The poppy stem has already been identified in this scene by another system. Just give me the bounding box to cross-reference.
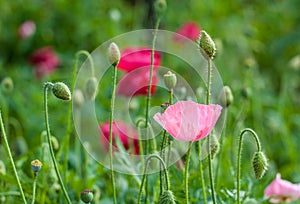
[198,141,207,204]
[31,174,37,204]
[44,83,72,204]
[138,154,169,204]
[237,128,261,204]
[109,62,118,204]
[206,58,217,204]
[0,111,27,204]
[144,17,161,203]
[184,142,193,204]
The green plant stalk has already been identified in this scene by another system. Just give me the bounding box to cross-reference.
[236,128,261,204]
[44,84,72,204]
[144,18,161,203]
[138,154,169,204]
[166,90,173,167]
[0,191,20,196]
[109,64,118,204]
[198,141,207,204]
[205,58,217,204]
[31,174,37,204]
[184,142,193,204]
[160,89,173,195]
[0,111,27,204]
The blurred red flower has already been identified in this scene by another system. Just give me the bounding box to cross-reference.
[117,67,157,96]
[99,121,139,154]
[18,20,36,39]
[29,46,60,78]
[117,47,161,72]
[175,21,201,42]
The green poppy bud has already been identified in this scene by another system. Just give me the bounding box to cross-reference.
[198,30,216,60]
[164,71,177,91]
[52,82,71,101]
[1,77,14,95]
[80,190,94,203]
[154,0,167,17]
[219,85,234,108]
[252,151,268,179]
[108,42,120,66]
[158,190,176,204]
[210,134,220,159]
[85,77,98,100]
[73,89,84,107]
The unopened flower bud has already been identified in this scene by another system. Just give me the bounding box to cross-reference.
[108,42,120,66]
[31,159,43,174]
[210,134,220,159]
[1,77,14,95]
[51,136,59,151]
[154,0,167,17]
[219,86,234,108]
[164,71,177,91]
[52,82,71,101]
[252,151,268,179]
[73,89,84,107]
[198,30,216,60]
[80,190,94,203]
[158,190,176,204]
[85,77,98,100]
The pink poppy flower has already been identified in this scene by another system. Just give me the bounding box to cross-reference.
[99,121,139,154]
[18,20,36,39]
[153,101,222,142]
[117,47,161,72]
[117,67,157,96]
[174,21,201,42]
[264,173,300,203]
[29,46,60,78]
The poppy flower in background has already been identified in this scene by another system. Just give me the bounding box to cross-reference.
[174,21,201,42]
[29,46,60,78]
[18,20,36,39]
[117,67,157,96]
[117,47,161,72]
[153,101,222,142]
[264,173,300,203]
[99,121,139,154]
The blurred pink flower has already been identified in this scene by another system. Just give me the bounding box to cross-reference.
[18,20,36,39]
[265,173,300,203]
[117,67,157,96]
[29,46,60,78]
[153,101,222,142]
[99,121,139,154]
[174,21,201,42]
[117,47,161,72]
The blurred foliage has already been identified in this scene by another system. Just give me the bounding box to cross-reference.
[0,0,300,203]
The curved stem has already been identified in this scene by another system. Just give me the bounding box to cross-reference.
[236,128,261,204]
[198,141,207,204]
[44,83,72,204]
[0,111,27,204]
[31,174,37,204]
[184,142,193,204]
[138,154,169,204]
[76,50,95,77]
[109,63,118,204]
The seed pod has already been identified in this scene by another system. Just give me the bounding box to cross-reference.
[252,151,268,179]
[31,159,43,174]
[198,30,216,60]
[52,82,71,101]
[154,0,167,17]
